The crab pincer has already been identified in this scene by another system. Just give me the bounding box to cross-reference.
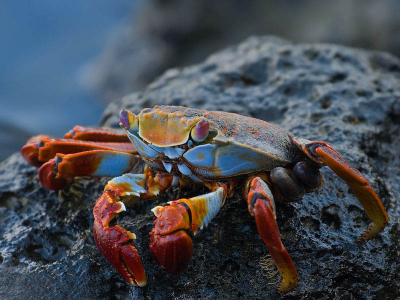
[93,190,147,286]
[149,203,194,275]
[92,171,174,286]
[150,186,227,275]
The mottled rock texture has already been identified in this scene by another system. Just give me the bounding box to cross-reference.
[1,36,400,299]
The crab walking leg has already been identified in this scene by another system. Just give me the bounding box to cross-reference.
[21,135,52,167]
[245,177,298,293]
[64,126,129,142]
[21,129,134,167]
[22,137,136,167]
[300,141,389,241]
[93,172,174,287]
[39,150,143,190]
[37,139,136,163]
[149,185,228,275]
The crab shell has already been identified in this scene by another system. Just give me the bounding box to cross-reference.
[121,106,303,181]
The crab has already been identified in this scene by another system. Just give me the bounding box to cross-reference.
[21,105,389,293]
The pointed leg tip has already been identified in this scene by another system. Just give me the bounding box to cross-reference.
[136,279,147,287]
[38,159,69,190]
[21,135,52,167]
[357,221,387,243]
[276,279,297,294]
[21,143,41,167]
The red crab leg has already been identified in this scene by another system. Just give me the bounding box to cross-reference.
[93,171,173,286]
[39,150,143,190]
[149,185,227,275]
[297,141,389,242]
[245,177,298,293]
[64,126,129,142]
[21,135,51,167]
[21,133,135,167]
[35,137,135,165]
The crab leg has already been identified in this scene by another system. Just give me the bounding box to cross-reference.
[39,150,143,190]
[93,171,174,287]
[21,135,136,167]
[296,140,389,241]
[149,184,227,275]
[245,177,298,293]
[64,126,129,142]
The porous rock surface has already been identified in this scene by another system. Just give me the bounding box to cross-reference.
[88,0,400,103]
[1,36,400,299]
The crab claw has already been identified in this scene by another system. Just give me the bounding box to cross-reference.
[149,204,193,275]
[38,157,69,190]
[149,229,193,275]
[93,190,146,286]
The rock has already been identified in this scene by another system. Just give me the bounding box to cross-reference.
[1,36,400,299]
[85,0,400,103]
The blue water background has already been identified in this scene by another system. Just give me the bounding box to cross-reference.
[0,1,139,160]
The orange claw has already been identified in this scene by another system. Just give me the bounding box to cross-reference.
[304,142,389,241]
[93,190,146,286]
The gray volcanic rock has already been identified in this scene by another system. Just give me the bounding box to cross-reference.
[1,36,400,299]
[86,0,400,103]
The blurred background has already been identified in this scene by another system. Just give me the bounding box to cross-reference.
[1,0,400,161]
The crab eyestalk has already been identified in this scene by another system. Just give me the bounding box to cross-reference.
[191,119,209,142]
[119,109,138,131]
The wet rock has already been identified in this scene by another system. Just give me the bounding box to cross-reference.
[1,36,400,299]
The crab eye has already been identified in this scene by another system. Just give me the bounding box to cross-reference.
[119,109,130,129]
[191,119,209,142]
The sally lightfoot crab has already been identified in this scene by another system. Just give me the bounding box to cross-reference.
[21,105,389,292]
